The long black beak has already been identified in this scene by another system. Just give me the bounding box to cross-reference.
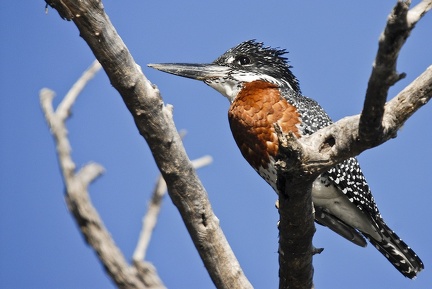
[148,63,230,81]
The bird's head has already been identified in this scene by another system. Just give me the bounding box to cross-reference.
[148,40,301,103]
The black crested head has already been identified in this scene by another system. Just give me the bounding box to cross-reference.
[213,40,301,94]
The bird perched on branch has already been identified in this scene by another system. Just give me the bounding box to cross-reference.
[149,40,423,278]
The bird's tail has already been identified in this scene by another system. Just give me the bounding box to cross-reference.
[367,217,424,279]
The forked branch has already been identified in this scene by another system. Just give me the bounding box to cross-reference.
[40,61,166,289]
[360,0,432,143]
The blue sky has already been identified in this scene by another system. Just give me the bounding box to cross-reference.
[1,1,431,288]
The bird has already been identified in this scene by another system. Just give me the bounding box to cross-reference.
[148,40,423,278]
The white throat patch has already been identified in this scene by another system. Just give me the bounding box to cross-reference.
[205,73,284,103]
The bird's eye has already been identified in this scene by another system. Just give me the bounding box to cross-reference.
[235,55,251,66]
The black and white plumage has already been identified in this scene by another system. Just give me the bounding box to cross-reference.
[291,90,424,278]
[148,40,424,278]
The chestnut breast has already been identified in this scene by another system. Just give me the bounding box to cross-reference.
[228,80,301,179]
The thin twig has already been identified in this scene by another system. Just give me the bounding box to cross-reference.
[133,175,166,262]
[133,155,213,262]
[57,60,102,121]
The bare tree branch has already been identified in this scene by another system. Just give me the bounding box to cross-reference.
[277,184,315,289]
[57,59,102,121]
[40,62,166,289]
[133,155,213,262]
[133,175,166,263]
[300,64,432,175]
[45,1,252,288]
[407,0,432,26]
[360,0,431,143]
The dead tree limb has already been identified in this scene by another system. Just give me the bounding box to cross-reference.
[45,1,252,288]
[301,65,432,173]
[40,61,166,289]
[276,130,316,289]
[360,0,431,143]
